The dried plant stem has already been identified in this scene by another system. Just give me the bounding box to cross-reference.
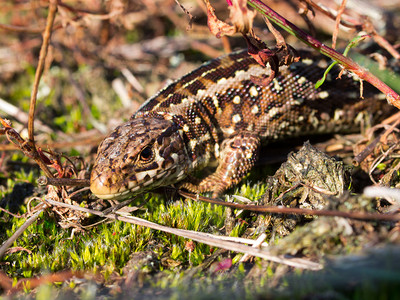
[332,0,347,49]
[26,0,57,178]
[247,0,400,109]
[37,176,90,187]
[0,203,46,259]
[44,198,322,270]
[28,0,57,143]
[179,191,400,222]
[0,23,43,33]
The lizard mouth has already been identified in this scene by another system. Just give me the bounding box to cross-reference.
[90,169,138,200]
[90,185,132,200]
[90,167,169,200]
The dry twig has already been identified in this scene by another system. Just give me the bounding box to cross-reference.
[0,203,46,259]
[178,191,400,222]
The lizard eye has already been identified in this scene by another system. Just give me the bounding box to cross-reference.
[139,146,154,162]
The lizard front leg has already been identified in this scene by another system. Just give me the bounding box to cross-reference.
[181,132,260,197]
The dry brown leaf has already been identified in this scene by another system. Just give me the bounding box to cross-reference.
[228,0,257,34]
[204,0,236,38]
[204,0,256,38]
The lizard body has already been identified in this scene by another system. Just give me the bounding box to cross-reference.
[90,50,391,200]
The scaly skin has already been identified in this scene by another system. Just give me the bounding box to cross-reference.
[90,50,392,200]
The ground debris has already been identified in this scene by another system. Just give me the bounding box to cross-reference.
[252,141,398,259]
[269,192,396,258]
[257,141,350,236]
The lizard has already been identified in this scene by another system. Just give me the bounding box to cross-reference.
[90,49,393,200]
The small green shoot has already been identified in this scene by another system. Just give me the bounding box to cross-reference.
[315,34,369,89]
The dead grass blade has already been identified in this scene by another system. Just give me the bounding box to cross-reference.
[0,203,46,259]
[44,198,322,270]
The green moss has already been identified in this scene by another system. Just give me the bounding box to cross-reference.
[0,189,231,282]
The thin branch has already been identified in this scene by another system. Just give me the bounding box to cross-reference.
[0,207,23,219]
[301,0,360,29]
[0,23,43,33]
[0,203,46,259]
[178,191,400,222]
[26,0,57,178]
[37,176,90,187]
[352,133,383,166]
[28,1,57,143]
[332,0,347,49]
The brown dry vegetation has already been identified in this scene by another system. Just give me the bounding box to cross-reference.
[1,0,400,299]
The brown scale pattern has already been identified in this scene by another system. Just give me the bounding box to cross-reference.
[90,50,394,200]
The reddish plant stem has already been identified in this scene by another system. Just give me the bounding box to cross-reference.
[247,0,400,109]
[179,191,400,222]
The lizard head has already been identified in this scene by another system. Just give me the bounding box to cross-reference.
[90,117,189,200]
